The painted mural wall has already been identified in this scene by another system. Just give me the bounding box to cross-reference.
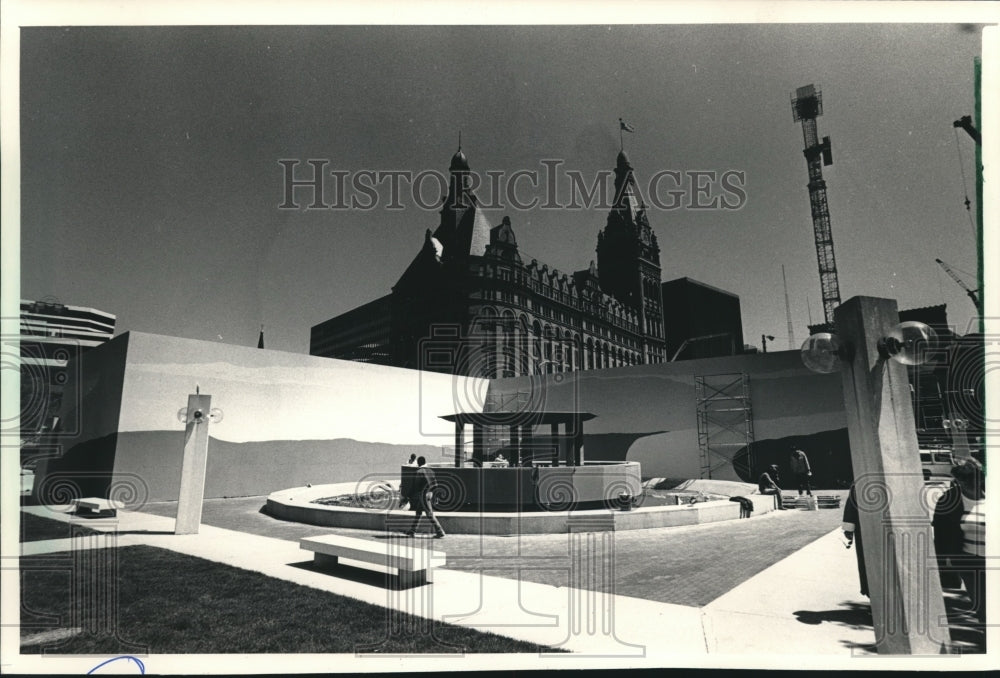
[485,351,850,484]
[33,332,487,504]
[32,333,850,506]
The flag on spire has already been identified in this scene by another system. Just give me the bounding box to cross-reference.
[257,324,264,349]
[619,118,635,133]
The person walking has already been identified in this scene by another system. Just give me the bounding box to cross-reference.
[397,454,418,509]
[405,456,446,538]
[758,464,785,510]
[789,446,813,496]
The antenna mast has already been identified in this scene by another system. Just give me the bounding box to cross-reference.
[782,265,795,349]
[791,84,841,325]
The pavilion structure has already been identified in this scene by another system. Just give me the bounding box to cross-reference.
[439,411,596,467]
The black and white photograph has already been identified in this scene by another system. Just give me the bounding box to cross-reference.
[1,0,996,673]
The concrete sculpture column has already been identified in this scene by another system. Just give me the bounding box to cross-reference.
[175,393,212,535]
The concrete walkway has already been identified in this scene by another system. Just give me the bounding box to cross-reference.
[17,505,984,663]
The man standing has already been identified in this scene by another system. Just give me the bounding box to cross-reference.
[758,464,784,510]
[789,446,813,496]
[405,456,446,538]
[842,485,869,597]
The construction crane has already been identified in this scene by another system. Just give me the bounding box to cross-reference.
[953,114,981,145]
[935,258,982,314]
[791,84,841,325]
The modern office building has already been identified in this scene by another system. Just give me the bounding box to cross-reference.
[661,277,744,361]
[19,298,116,438]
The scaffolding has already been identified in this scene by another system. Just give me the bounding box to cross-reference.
[695,373,755,479]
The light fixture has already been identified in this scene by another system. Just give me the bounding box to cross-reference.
[177,406,224,424]
[800,320,938,374]
[876,321,938,366]
[800,332,843,374]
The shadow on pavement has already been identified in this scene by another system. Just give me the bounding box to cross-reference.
[796,594,985,654]
[287,558,428,590]
[793,601,873,629]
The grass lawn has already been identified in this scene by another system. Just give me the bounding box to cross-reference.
[21,545,562,654]
[20,512,101,542]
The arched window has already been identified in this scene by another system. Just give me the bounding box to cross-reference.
[531,319,543,374]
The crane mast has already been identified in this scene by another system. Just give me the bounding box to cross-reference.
[791,84,841,325]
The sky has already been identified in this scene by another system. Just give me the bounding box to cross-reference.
[16,21,987,354]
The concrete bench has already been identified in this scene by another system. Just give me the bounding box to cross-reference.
[300,534,446,588]
[73,497,123,517]
[781,495,818,510]
[816,495,841,509]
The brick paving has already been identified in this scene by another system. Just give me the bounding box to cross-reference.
[137,495,845,607]
[22,499,986,655]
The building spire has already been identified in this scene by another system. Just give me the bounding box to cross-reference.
[618,118,635,152]
[257,324,264,349]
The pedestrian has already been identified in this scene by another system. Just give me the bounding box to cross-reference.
[841,484,869,597]
[789,446,813,496]
[404,456,446,538]
[758,464,785,510]
[933,457,986,622]
[397,455,419,509]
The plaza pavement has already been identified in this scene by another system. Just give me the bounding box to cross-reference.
[19,499,986,662]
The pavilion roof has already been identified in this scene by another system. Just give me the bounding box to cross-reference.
[439,411,596,425]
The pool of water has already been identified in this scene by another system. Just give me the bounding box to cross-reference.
[311,487,731,511]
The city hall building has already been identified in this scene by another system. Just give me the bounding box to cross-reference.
[311,147,739,377]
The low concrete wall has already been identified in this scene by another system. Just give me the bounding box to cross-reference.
[401,461,642,511]
[34,331,487,504]
[265,483,777,536]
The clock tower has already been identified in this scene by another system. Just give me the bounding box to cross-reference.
[596,150,666,362]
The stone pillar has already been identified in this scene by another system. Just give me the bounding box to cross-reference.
[550,422,561,465]
[573,416,584,466]
[509,423,520,465]
[473,424,484,465]
[521,424,533,466]
[834,296,950,654]
[176,393,212,535]
[454,420,464,468]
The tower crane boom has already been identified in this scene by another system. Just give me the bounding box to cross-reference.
[935,258,982,314]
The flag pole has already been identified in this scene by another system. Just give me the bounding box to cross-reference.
[618,118,623,151]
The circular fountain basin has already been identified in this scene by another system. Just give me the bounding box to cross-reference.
[402,461,643,512]
[265,470,778,535]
